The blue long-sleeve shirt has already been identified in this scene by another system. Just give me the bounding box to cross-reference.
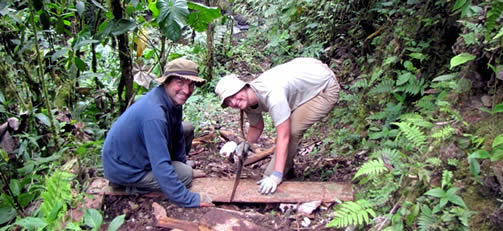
[102,86,199,207]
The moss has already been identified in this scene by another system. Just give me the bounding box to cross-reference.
[472,113,503,150]
[462,183,499,230]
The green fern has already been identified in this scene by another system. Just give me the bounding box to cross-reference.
[442,170,453,189]
[418,205,437,231]
[353,159,389,179]
[431,125,456,142]
[349,77,369,90]
[368,79,394,95]
[425,157,441,167]
[400,113,434,129]
[396,78,425,96]
[40,171,74,229]
[485,0,503,40]
[326,199,376,228]
[416,95,436,113]
[393,121,427,149]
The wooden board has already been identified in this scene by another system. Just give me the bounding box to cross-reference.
[87,177,353,203]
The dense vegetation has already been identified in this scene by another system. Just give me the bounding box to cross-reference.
[0,0,502,230]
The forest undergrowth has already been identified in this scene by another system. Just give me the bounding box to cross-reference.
[1,0,503,230]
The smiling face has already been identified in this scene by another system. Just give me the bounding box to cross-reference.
[224,88,249,110]
[164,76,195,105]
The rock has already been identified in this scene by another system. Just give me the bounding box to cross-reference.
[152,202,167,222]
[481,95,492,107]
[297,201,321,215]
[279,203,297,213]
[300,217,311,227]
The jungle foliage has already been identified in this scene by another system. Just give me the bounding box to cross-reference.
[0,0,502,230]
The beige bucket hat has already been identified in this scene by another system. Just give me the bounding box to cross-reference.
[156,58,205,85]
[215,74,247,108]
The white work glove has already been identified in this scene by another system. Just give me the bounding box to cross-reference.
[257,171,283,195]
[199,192,214,207]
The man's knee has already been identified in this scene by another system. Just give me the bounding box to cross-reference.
[172,161,193,187]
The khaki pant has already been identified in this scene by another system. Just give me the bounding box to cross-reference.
[124,121,195,194]
[265,79,340,176]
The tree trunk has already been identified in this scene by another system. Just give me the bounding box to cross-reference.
[205,0,215,83]
[111,0,133,113]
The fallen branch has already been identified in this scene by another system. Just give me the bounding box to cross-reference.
[244,146,275,166]
[157,216,210,231]
[192,132,217,145]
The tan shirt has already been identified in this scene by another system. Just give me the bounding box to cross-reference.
[245,57,336,126]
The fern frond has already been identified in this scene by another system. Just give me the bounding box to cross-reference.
[393,122,427,149]
[416,95,436,113]
[426,157,441,167]
[40,171,74,228]
[371,148,404,166]
[485,0,503,40]
[368,79,395,95]
[441,170,453,189]
[354,159,389,179]
[326,200,376,228]
[396,78,425,96]
[349,78,369,90]
[418,205,437,231]
[431,125,456,142]
[400,113,434,129]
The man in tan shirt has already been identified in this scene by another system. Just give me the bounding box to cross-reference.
[215,57,340,195]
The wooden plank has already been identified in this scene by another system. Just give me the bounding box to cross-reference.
[88,177,353,203]
[190,178,353,203]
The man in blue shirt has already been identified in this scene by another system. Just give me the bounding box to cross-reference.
[102,58,212,207]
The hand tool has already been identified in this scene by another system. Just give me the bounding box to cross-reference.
[229,141,249,202]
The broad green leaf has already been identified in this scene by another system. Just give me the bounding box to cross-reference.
[111,19,136,36]
[0,91,5,103]
[17,192,35,208]
[51,48,70,62]
[409,52,426,61]
[187,2,221,32]
[76,1,85,16]
[493,27,503,40]
[469,149,490,159]
[0,207,16,225]
[452,0,467,11]
[14,217,47,230]
[0,148,8,162]
[432,73,457,82]
[148,0,159,17]
[91,0,106,11]
[9,179,20,197]
[492,134,503,149]
[450,53,476,69]
[107,214,126,231]
[35,113,51,126]
[85,208,103,230]
[468,157,480,179]
[494,103,503,112]
[74,57,87,71]
[396,72,414,85]
[424,188,445,198]
[156,0,189,41]
[446,193,467,208]
[383,56,398,66]
[491,149,503,162]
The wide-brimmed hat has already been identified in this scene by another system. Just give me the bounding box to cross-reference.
[215,74,247,108]
[156,58,205,85]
